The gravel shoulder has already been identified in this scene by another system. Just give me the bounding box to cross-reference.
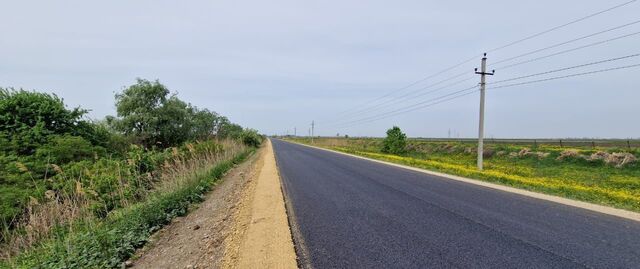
[231,139,297,268]
[130,140,297,269]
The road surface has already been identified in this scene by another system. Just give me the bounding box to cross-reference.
[272,139,640,269]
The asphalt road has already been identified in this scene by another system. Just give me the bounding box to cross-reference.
[271,139,640,269]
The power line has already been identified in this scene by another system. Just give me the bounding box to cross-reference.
[334,71,474,121]
[329,52,640,127]
[332,63,640,129]
[496,30,640,70]
[488,63,640,90]
[333,89,479,129]
[376,76,475,111]
[344,24,640,123]
[331,56,640,128]
[489,53,640,84]
[323,1,637,125]
[343,23,640,124]
[491,19,640,66]
[330,84,479,128]
[326,56,477,121]
[338,23,640,125]
[486,0,638,53]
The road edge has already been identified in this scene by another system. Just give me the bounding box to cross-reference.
[284,139,640,223]
[272,139,314,269]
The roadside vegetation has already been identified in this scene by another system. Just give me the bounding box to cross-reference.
[0,79,263,268]
[286,127,640,213]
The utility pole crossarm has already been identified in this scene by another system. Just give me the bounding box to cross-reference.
[475,53,495,171]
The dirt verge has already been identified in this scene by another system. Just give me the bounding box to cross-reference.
[129,148,261,269]
[225,139,297,268]
[129,139,297,269]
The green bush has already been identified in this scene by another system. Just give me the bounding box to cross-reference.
[35,135,103,165]
[241,129,263,147]
[382,126,407,155]
[0,89,128,226]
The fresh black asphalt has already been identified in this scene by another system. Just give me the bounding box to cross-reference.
[271,139,640,269]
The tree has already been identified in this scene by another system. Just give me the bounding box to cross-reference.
[190,108,221,140]
[113,79,171,148]
[154,96,193,147]
[112,78,245,148]
[216,118,244,139]
[114,79,207,148]
[382,126,407,154]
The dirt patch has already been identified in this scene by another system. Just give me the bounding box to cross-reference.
[129,148,262,269]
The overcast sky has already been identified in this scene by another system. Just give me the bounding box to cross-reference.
[1,0,639,138]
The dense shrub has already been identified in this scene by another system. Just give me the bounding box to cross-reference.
[35,135,104,165]
[240,129,263,147]
[382,126,407,155]
[0,89,115,225]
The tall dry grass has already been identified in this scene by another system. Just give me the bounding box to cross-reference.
[0,139,247,260]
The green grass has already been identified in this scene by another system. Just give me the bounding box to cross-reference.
[1,149,253,269]
[289,137,640,213]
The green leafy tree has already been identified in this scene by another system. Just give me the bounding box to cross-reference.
[190,108,220,140]
[382,126,407,154]
[113,79,204,148]
[216,118,244,139]
[113,79,232,148]
[155,96,194,147]
[113,79,170,148]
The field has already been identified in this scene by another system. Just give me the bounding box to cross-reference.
[286,137,640,213]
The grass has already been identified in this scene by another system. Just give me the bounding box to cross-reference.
[288,137,640,213]
[0,147,254,269]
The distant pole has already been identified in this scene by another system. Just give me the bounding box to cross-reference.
[294,127,297,137]
[311,121,315,144]
[475,53,495,171]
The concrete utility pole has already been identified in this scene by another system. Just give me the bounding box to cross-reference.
[294,127,296,137]
[475,53,494,171]
[311,121,315,144]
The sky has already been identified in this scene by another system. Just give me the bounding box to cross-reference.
[1,0,639,138]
